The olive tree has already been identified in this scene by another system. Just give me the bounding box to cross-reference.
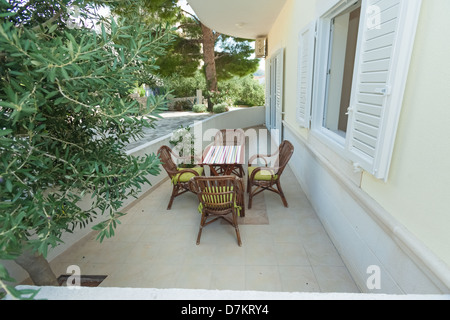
[0,0,173,298]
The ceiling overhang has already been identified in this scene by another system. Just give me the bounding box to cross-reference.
[187,0,287,39]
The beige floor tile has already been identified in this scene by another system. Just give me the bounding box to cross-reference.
[279,266,320,292]
[304,233,345,267]
[125,242,161,265]
[240,225,274,245]
[245,243,278,266]
[157,242,190,265]
[183,244,216,265]
[212,244,245,266]
[313,266,360,293]
[210,265,246,291]
[245,266,282,292]
[271,224,303,243]
[105,224,146,242]
[175,264,212,290]
[275,243,310,266]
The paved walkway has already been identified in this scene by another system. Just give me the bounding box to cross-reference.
[125,111,215,151]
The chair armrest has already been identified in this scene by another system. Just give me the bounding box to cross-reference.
[175,168,202,184]
[248,154,270,166]
[248,148,281,167]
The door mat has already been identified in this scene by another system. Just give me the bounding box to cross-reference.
[57,275,107,287]
[222,193,269,225]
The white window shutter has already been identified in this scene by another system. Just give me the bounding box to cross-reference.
[265,58,271,127]
[346,0,422,181]
[275,48,284,144]
[296,22,316,128]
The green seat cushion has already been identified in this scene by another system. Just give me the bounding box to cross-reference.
[248,166,278,181]
[171,167,204,184]
[197,186,241,216]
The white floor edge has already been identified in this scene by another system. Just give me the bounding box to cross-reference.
[6,285,450,300]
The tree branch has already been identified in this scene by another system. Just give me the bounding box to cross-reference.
[213,31,222,42]
[180,8,200,24]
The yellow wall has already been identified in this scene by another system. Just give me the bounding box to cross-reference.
[268,0,450,266]
[267,0,315,140]
[361,0,450,265]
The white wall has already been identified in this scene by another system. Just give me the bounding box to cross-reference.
[284,122,449,293]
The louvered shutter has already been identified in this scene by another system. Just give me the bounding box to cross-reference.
[265,58,271,128]
[296,22,316,128]
[346,0,422,180]
[274,48,284,145]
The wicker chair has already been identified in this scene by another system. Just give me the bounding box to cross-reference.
[211,129,246,177]
[247,140,294,209]
[189,176,244,246]
[157,145,204,210]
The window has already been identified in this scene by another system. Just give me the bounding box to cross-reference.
[266,48,284,145]
[300,0,422,180]
[323,2,361,138]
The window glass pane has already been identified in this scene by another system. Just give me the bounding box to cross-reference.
[323,3,361,138]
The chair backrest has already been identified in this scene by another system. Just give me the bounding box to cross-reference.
[214,129,245,147]
[275,140,294,176]
[157,145,178,178]
[189,176,237,213]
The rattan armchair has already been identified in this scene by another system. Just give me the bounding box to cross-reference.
[247,140,294,209]
[189,176,244,246]
[157,145,204,210]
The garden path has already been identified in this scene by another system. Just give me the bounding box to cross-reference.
[125,111,214,151]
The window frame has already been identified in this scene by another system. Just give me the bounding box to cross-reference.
[311,0,361,154]
[306,0,422,180]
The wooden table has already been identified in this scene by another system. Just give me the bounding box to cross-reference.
[202,145,246,217]
[202,145,245,176]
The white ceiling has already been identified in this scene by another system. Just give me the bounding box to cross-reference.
[187,0,287,39]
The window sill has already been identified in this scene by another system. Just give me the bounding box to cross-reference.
[283,120,362,187]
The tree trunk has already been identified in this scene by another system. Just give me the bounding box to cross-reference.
[15,250,59,286]
[200,23,218,110]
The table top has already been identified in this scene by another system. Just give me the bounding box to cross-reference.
[203,145,244,165]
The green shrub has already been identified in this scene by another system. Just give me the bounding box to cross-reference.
[174,99,193,111]
[218,75,265,107]
[164,71,206,98]
[213,103,229,114]
[192,104,208,113]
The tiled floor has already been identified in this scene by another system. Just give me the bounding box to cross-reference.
[49,164,360,293]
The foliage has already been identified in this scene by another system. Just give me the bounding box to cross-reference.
[173,99,193,111]
[1,264,40,300]
[169,125,195,168]
[192,104,208,113]
[218,75,265,106]
[213,103,229,114]
[111,0,260,85]
[163,71,206,98]
[206,90,233,107]
[0,0,173,291]
[214,35,259,81]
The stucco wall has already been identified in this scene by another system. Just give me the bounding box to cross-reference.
[360,0,450,267]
